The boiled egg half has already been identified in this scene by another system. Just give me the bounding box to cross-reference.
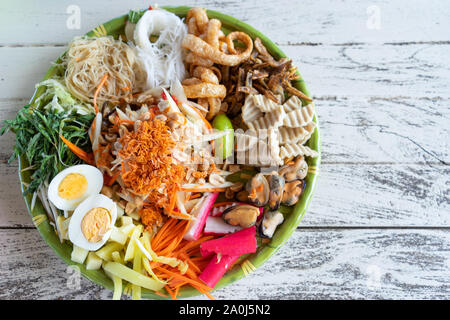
[68,194,117,251]
[47,165,103,211]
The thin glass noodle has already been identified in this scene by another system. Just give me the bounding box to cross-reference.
[132,9,187,89]
[64,36,146,104]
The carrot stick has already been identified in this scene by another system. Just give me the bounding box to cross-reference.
[191,106,212,131]
[60,135,94,165]
[93,74,109,113]
[212,201,236,208]
[175,236,215,255]
[181,187,226,193]
[165,285,176,300]
[154,267,212,292]
[105,170,120,186]
[187,193,202,200]
[179,252,201,274]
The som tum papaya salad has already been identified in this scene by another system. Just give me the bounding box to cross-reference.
[1,6,318,300]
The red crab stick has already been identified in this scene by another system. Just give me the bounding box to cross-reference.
[198,254,239,288]
[200,225,257,257]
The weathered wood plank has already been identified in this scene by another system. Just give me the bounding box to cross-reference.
[1,0,449,45]
[285,43,450,98]
[1,228,449,299]
[1,162,448,227]
[1,44,450,100]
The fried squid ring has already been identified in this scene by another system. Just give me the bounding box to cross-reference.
[182,83,227,99]
[182,33,253,66]
[193,66,219,84]
[225,31,252,55]
[205,19,222,49]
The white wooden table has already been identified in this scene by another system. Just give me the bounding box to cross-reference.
[0,0,449,300]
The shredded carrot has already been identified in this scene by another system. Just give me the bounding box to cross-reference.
[145,218,217,300]
[155,267,212,292]
[187,193,202,201]
[60,135,94,165]
[191,106,212,131]
[167,210,193,220]
[165,285,176,300]
[166,189,178,214]
[121,86,131,91]
[117,119,135,124]
[181,187,226,193]
[104,170,120,186]
[93,74,109,113]
[212,201,236,208]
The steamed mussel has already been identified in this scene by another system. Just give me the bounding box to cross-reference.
[259,211,284,238]
[246,173,269,207]
[222,204,260,228]
[281,179,306,206]
[279,156,308,181]
[267,172,285,211]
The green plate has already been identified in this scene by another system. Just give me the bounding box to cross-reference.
[19,6,321,299]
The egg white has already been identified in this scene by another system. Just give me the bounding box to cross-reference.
[47,165,103,210]
[68,194,117,251]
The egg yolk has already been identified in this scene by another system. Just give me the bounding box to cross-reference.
[81,207,111,243]
[58,173,88,200]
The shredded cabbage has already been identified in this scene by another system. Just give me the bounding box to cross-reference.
[34,79,94,115]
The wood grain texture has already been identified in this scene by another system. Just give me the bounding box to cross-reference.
[0,0,449,301]
[1,228,449,300]
[1,0,449,45]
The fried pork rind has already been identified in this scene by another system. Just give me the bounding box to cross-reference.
[241,94,264,124]
[234,130,259,152]
[246,104,285,131]
[278,122,316,145]
[182,34,253,67]
[283,95,302,112]
[280,143,319,159]
[283,103,315,128]
[253,94,281,113]
[182,83,227,99]
[182,8,256,120]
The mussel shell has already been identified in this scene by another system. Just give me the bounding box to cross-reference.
[245,173,269,207]
[279,156,308,181]
[281,179,306,206]
[222,204,259,228]
[259,211,284,238]
[267,173,285,211]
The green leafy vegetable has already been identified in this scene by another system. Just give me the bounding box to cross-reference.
[0,105,94,195]
[34,79,94,115]
[128,9,146,24]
